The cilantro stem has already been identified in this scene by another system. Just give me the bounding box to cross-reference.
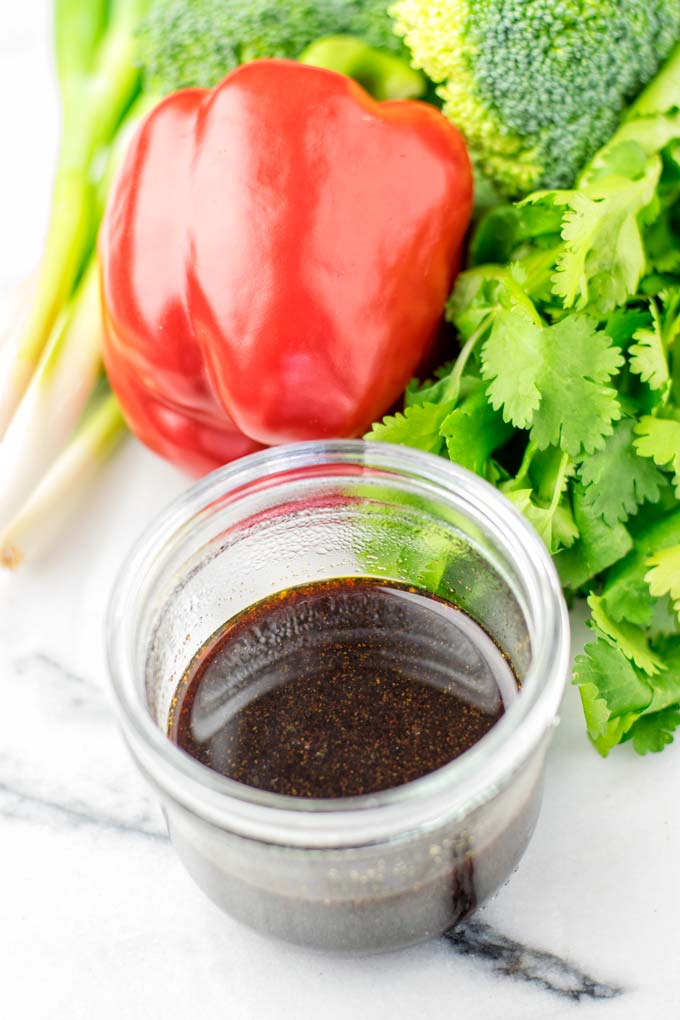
[550,452,572,514]
[442,314,493,404]
[514,440,538,486]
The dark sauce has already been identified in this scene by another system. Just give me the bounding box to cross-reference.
[169,577,517,798]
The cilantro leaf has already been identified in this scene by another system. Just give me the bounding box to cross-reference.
[405,363,456,409]
[481,308,541,430]
[446,268,501,340]
[627,638,680,753]
[440,383,513,477]
[645,211,680,275]
[365,401,453,455]
[552,159,661,314]
[587,594,665,675]
[556,484,633,590]
[482,312,622,458]
[600,554,657,627]
[601,508,680,625]
[629,707,680,754]
[604,306,653,349]
[469,197,562,266]
[645,543,680,622]
[634,417,680,496]
[639,639,680,713]
[579,418,665,525]
[572,635,652,756]
[447,266,537,341]
[501,447,578,554]
[574,631,680,757]
[629,299,671,399]
[648,596,680,639]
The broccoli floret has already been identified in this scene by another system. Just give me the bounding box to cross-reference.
[138,0,403,95]
[391,0,680,195]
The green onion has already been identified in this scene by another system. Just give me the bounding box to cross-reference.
[0,390,126,569]
[0,257,103,530]
[0,0,151,437]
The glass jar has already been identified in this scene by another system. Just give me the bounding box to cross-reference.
[106,440,569,953]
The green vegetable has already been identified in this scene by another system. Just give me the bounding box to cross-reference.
[0,388,126,570]
[390,0,680,195]
[481,311,623,458]
[0,0,152,438]
[0,259,102,533]
[367,46,680,756]
[138,0,404,94]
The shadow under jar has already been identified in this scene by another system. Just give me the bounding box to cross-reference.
[107,440,569,953]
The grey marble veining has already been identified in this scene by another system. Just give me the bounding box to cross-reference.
[445,921,623,1003]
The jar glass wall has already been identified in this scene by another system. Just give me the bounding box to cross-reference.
[107,441,569,952]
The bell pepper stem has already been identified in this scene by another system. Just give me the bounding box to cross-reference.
[298,35,426,101]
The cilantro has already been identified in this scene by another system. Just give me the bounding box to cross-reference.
[440,384,512,477]
[604,306,652,349]
[634,417,680,495]
[648,596,680,639]
[645,544,680,622]
[365,401,453,456]
[555,484,633,590]
[552,158,661,314]
[481,313,622,458]
[627,639,680,752]
[587,594,665,675]
[503,487,578,555]
[501,446,578,554]
[573,631,680,757]
[572,636,652,755]
[601,509,680,626]
[600,552,657,627]
[629,708,680,754]
[405,364,456,409]
[579,418,665,525]
[645,213,680,275]
[629,300,671,399]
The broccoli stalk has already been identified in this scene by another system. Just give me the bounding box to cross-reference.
[391,0,680,196]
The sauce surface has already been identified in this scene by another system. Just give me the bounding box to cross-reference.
[169,577,517,798]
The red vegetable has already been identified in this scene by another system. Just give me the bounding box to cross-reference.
[100,60,473,474]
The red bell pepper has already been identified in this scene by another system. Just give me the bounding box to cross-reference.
[100,59,473,474]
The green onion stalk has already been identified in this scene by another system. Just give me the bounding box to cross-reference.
[0,94,153,538]
[0,0,152,438]
[0,390,126,569]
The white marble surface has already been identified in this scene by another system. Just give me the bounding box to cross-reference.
[2,7,680,1018]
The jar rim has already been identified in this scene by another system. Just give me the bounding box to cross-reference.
[106,440,570,848]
